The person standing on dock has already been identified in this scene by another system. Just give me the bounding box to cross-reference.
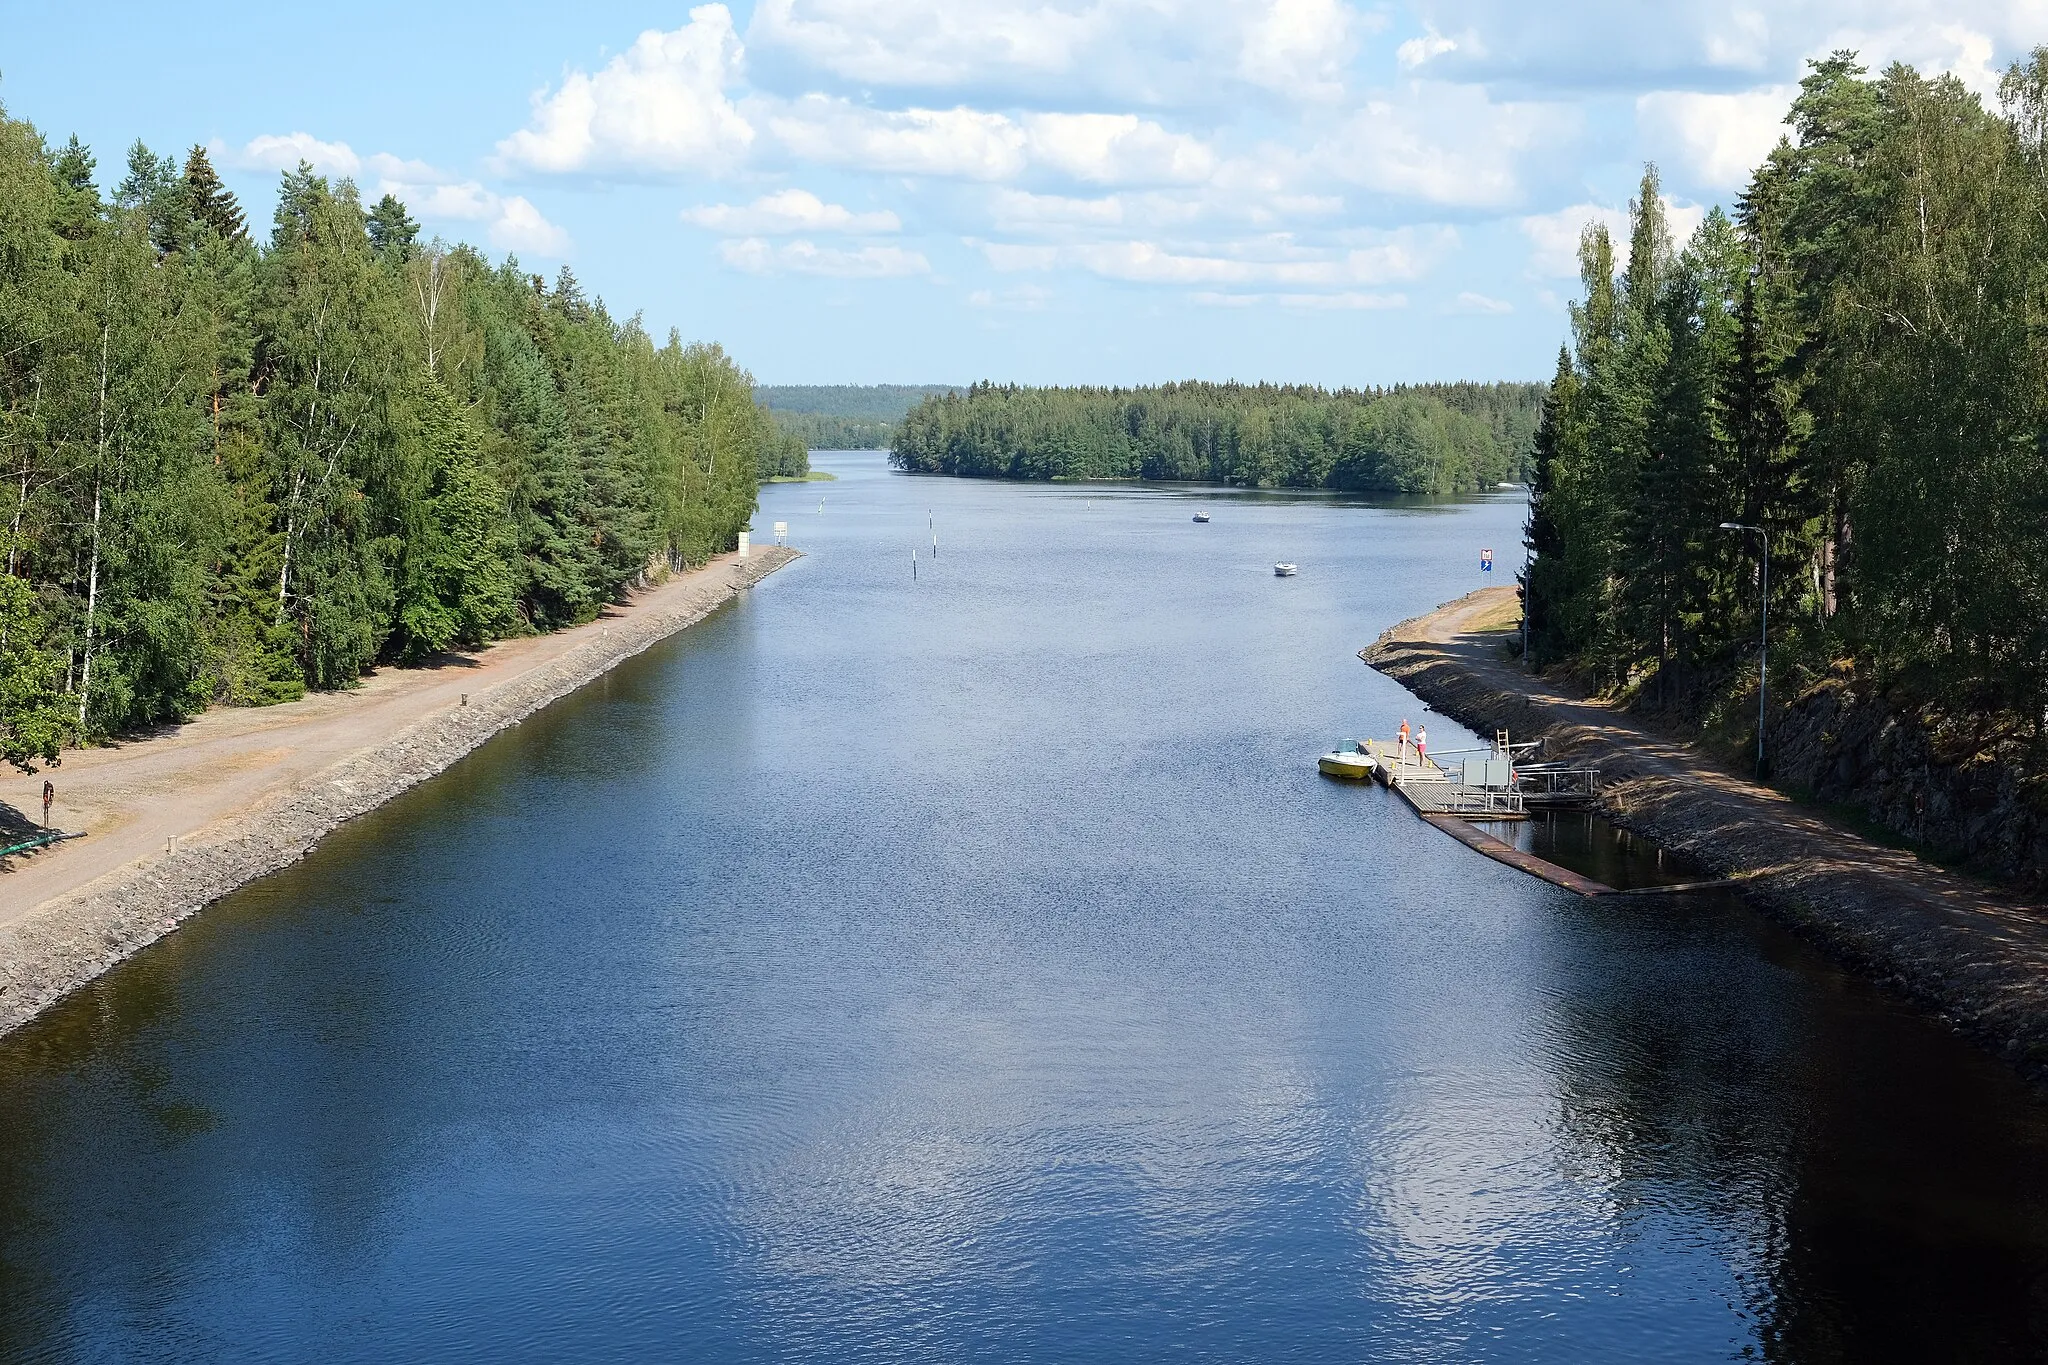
[42,780,53,828]
[1415,726,1428,765]
[1397,718,1411,759]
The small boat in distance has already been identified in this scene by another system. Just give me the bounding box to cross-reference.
[1192,510,1210,522]
[1274,562,1297,576]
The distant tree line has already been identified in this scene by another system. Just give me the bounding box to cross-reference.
[1526,52,2048,750]
[763,412,895,451]
[755,384,961,451]
[0,99,787,771]
[890,381,1542,492]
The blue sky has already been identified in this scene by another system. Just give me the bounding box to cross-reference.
[0,1,2029,386]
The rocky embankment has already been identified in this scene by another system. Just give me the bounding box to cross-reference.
[0,547,797,1038]
[1769,672,2048,892]
[1365,587,2048,1088]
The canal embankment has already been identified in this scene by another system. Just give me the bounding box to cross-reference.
[1364,585,2048,1087]
[0,546,798,1037]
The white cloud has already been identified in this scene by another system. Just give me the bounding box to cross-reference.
[1397,28,1456,70]
[216,134,572,258]
[1238,0,1358,100]
[981,228,1448,287]
[1404,0,2035,95]
[747,0,1371,107]
[683,188,900,233]
[1020,113,1216,184]
[766,99,1214,186]
[1193,290,1406,309]
[748,0,1102,89]
[488,197,574,255]
[225,132,362,176]
[1519,197,1704,278]
[1317,82,1578,209]
[1446,290,1513,314]
[719,237,932,276]
[1636,85,1792,190]
[497,5,753,173]
[770,98,1028,178]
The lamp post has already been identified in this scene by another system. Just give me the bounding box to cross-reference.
[1719,522,1768,780]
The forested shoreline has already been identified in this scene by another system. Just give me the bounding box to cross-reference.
[1525,52,2048,771]
[0,100,796,773]
[757,384,958,451]
[890,381,1541,492]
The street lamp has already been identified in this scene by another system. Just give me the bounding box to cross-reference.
[1719,522,1768,780]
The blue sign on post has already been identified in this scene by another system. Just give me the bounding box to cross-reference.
[1480,548,1494,573]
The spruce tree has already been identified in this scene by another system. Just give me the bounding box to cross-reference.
[183,145,248,247]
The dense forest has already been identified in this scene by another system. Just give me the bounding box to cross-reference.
[755,384,959,450]
[0,100,792,772]
[1525,52,2048,762]
[890,381,1542,492]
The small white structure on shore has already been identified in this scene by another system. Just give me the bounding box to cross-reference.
[738,530,751,559]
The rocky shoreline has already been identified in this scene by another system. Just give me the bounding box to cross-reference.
[0,547,798,1038]
[1364,587,2048,1090]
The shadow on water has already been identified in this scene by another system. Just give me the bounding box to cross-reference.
[1480,808,2048,1359]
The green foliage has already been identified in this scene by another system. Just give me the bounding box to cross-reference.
[0,575,66,772]
[367,194,419,263]
[754,384,958,419]
[183,145,247,247]
[765,411,893,450]
[1526,50,2048,757]
[890,381,1540,493]
[0,98,779,767]
[756,427,811,479]
[754,385,962,451]
[390,381,517,660]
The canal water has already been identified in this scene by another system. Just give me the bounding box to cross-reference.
[3,453,2046,1362]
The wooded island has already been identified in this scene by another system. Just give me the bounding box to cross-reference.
[890,381,1541,493]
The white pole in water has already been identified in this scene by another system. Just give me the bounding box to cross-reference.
[912,548,918,580]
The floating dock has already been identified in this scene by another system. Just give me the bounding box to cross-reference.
[1420,812,1615,895]
[1319,733,1675,897]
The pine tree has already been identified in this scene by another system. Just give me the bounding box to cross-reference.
[367,193,418,262]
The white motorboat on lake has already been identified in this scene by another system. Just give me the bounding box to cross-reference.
[1274,563,1297,576]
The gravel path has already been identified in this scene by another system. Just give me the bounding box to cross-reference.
[0,547,798,1037]
[1366,585,2048,1087]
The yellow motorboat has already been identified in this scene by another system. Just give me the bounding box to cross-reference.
[1317,747,1376,780]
